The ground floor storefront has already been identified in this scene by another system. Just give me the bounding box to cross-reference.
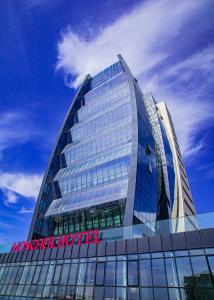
[0,229,214,299]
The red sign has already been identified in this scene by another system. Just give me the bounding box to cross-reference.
[11,229,102,253]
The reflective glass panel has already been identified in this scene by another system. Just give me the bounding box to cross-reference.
[116,261,127,286]
[128,261,138,286]
[96,262,105,285]
[154,288,168,300]
[176,257,194,288]
[67,263,78,285]
[86,262,96,285]
[105,261,116,286]
[191,256,213,288]
[139,259,152,286]
[165,258,179,287]
[152,259,167,286]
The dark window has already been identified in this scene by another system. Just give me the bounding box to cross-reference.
[128,261,138,286]
[176,257,194,288]
[191,256,213,288]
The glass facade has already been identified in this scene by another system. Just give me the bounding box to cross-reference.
[29,56,193,252]
[1,248,214,299]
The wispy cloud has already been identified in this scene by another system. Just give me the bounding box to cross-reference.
[0,173,42,200]
[4,190,18,205]
[0,111,40,159]
[19,206,34,214]
[56,0,214,158]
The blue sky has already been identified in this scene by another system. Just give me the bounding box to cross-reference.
[0,0,214,245]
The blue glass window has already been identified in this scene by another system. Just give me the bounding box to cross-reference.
[139,259,152,286]
[152,259,167,287]
[128,261,138,286]
[191,256,213,288]
[96,263,105,286]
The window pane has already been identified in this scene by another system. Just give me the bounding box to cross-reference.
[60,263,70,285]
[38,264,48,284]
[14,266,24,284]
[77,263,87,285]
[128,261,138,286]
[32,265,41,284]
[96,262,105,285]
[154,288,168,300]
[165,258,179,287]
[191,256,213,288]
[116,261,127,286]
[68,263,78,285]
[139,259,152,286]
[66,286,75,299]
[140,287,153,300]
[168,288,181,300]
[176,257,194,288]
[105,261,116,286]
[52,264,62,285]
[152,259,167,286]
[20,266,29,284]
[76,286,84,300]
[116,287,126,300]
[25,265,36,284]
[86,262,96,285]
[94,286,104,300]
[127,287,139,300]
[104,286,115,299]
[85,286,94,300]
[45,264,55,284]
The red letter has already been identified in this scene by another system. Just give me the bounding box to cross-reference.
[94,229,102,244]
[11,242,21,253]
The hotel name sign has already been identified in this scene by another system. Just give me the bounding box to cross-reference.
[11,229,102,253]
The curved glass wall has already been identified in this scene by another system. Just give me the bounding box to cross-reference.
[44,62,132,234]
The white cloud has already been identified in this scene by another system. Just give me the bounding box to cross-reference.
[19,207,34,214]
[0,173,42,200]
[56,0,213,158]
[0,111,39,159]
[4,190,18,204]
[56,0,204,87]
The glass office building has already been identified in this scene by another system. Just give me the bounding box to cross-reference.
[1,55,210,300]
[28,55,183,241]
